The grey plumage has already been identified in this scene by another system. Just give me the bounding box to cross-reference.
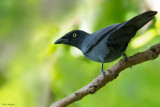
[54,11,157,75]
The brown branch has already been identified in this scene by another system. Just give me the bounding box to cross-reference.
[50,42,160,107]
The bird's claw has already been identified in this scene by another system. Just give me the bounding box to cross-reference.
[122,53,132,69]
[123,53,128,61]
[100,69,105,76]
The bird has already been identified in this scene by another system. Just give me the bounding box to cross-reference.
[54,11,157,75]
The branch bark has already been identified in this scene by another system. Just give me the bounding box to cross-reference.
[50,42,160,107]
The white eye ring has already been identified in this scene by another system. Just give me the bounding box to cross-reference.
[73,33,77,37]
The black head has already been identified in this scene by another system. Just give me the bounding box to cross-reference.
[54,30,89,49]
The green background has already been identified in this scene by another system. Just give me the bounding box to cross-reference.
[0,0,160,107]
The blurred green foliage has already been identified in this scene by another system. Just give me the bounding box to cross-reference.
[0,0,160,107]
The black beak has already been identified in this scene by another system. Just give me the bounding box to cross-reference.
[54,38,68,44]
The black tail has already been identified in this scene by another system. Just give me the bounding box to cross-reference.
[123,11,157,29]
[108,11,157,44]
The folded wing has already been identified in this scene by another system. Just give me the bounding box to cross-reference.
[83,23,122,53]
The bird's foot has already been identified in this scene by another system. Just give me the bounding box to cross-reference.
[123,53,128,61]
[100,69,105,76]
[122,53,132,69]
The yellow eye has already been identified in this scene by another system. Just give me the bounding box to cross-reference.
[73,33,77,37]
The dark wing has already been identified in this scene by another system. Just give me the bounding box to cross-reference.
[107,11,157,45]
[83,23,122,53]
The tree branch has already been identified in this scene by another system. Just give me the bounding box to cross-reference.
[50,42,160,107]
